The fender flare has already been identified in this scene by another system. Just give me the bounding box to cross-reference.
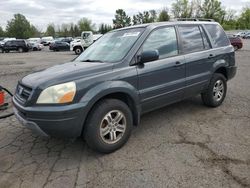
[79,81,141,127]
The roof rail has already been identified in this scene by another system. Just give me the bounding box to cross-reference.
[172,18,215,22]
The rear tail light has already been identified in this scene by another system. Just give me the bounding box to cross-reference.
[0,91,4,106]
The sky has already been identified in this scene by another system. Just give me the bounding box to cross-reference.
[0,0,250,31]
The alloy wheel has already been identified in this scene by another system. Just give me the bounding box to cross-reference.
[100,110,126,144]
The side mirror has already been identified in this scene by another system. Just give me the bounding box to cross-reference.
[138,50,159,64]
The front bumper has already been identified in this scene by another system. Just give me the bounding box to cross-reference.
[13,97,87,138]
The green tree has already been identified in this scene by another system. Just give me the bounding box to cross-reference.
[171,0,193,18]
[113,9,131,28]
[30,25,40,37]
[158,8,170,22]
[200,0,226,22]
[99,23,112,34]
[222,9,237,30]
[46,24,56,37]
[74,25,80,37]
[133,10,157,25]
[5,13,36,38]
[238,8,250,29]
[78,17,95,32]
[0,26,5,37]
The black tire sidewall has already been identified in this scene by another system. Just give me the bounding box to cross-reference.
[84,99,133,153]
[18,47,23,53]
[202,73,227,107]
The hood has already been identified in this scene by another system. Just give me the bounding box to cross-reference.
[21,61,113,89]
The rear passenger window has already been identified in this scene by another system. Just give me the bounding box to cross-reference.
[178,26,204,53]
[204,24,230,47]
[199,26,211,49]
[142,27,178,59]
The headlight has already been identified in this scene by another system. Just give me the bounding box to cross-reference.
[37,82,76,104]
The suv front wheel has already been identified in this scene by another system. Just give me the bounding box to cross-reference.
[84,99,133,153]
[201,73,227,107]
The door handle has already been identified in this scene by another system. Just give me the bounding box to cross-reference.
[208,54,214,59]
[174,61,182,67]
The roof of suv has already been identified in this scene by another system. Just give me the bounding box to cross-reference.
[115,21,219,31]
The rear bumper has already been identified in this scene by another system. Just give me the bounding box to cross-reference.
[13,97,88,138]
[226,66,237,80]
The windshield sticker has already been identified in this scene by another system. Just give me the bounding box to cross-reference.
[122,32,140,37]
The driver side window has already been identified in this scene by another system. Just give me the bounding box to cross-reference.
[142,27,178,59]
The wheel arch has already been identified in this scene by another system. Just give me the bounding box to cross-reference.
[214,66,228,80]
[79,82,141,136]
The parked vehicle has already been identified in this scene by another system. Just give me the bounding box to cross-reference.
[234,31,249,38]
[61,37,73,44]
[0,38,16,45]
[243,33,250,39]
[27,38,41,43]
[13,21,236,153]
[0,39,29,53]
[41,36,54,46]
[228,35,243,50]
[49,41,70,51]
[29,42,44,51]
[71,31,103,55]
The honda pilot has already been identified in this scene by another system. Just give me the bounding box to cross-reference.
[13,21,236,153]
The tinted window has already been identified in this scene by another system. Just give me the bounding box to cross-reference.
[178,26,204,53]
[5,41,11,45]
[199,26,211,49]
[205,24,230,47]
[142,27,178,59]
[16,41,24,45]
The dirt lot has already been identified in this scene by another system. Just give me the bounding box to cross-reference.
[0,43,249,188]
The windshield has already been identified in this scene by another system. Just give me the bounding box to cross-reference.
[75,28,144,63]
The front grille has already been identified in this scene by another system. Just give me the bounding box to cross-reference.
[15,83,32,103]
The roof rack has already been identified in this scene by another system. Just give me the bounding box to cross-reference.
[172,18,215,22]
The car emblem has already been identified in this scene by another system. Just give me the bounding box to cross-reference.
[18,86,24,95]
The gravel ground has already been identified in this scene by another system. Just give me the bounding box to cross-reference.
[0,43,249,188]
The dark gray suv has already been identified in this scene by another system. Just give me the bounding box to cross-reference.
[13,21,236,153]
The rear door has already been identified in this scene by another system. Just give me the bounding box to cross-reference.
[137,26,186,113]
[177,25,213,97]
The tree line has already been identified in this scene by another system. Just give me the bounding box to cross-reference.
[0,0,250,39]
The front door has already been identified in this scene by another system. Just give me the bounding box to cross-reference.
[137,26,186,113]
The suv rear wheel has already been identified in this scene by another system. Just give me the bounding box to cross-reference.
[18,47,23,53]
[84,99,133,153]
[201,73,227,107]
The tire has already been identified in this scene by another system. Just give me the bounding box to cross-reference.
[18,47,23,53]
[74,47,83,55]
[201,73,227,107]
[0,48,3,53]
[84,99,133,153]
[33,47,38,51]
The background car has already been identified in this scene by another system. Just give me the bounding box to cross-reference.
[228,35,243,51]
[0,37,16,45]
[61,37,73,44]
[243,33,250,39]
[49,41,70,51]
[0,39,29,53]
[234,31,249,37]
[28,42,44,51]
[41,36,54,46]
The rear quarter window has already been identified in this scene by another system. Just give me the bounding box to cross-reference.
[204,24,230,47]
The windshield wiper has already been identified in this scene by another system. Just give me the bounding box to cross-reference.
[81,59,103,63]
